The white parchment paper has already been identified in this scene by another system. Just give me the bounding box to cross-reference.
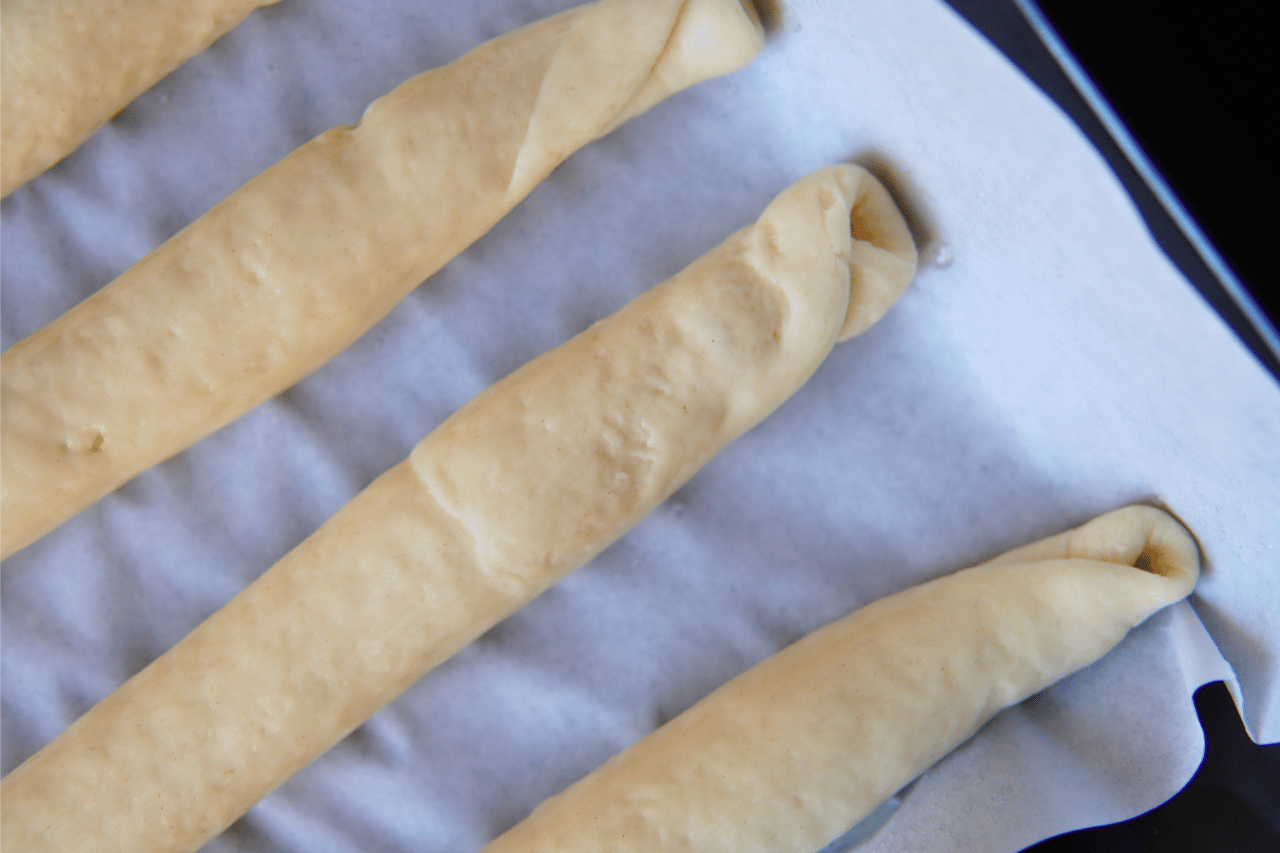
[2,1,1277,851]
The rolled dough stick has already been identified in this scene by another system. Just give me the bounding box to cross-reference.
[0,163,918,853]
[479,505,1201,853]
[0,0,281,197]
[0,0,766,559]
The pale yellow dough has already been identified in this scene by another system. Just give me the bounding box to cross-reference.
[0,164,918,853]
[0,0,766,558]
[480,505,1201,853]
[0,0,280,197]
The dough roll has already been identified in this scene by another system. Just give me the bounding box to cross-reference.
[0,0,766,558]
[0,164,918,853]
[480,505,1201,853]
[0,0,280,197]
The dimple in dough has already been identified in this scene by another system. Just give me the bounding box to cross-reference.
[0,0,767,559]
[0,0,281,197]
[0,163,918,853]
[479,505,1201,853]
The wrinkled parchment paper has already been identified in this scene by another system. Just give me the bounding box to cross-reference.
[2,1,1276,851]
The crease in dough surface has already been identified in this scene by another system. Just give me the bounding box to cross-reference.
[0,0,281,197]
[0,163,918,853]
[478,505,1201,853]
[0,0,767,559]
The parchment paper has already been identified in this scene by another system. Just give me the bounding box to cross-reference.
[2,1,1276,851]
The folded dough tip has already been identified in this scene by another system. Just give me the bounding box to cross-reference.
[1087,504,1201,594]
[661,0,767,80]
[833,165,919,342]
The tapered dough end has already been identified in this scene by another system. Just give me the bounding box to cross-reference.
[660,0,766,83]
[739,164,918,358]
[602,0,765,134]
[987,504,1200,606]
[830,166,919,341]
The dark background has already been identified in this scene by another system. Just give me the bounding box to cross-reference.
[1026,682,1279,852]
[945,0,1279,381]
[1034,0,1278,330]
[940,2,1280,850]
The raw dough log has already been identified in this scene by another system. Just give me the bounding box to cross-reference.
[0,0,281,197]
[0,0,766,558]
[480,505,1201,853]
[0,164,918,853]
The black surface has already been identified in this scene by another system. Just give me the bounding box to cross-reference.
[936,3,1280,850]
[1035,0,1279,329]
[1026,682,1280,852]
[944,0,1280,381]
